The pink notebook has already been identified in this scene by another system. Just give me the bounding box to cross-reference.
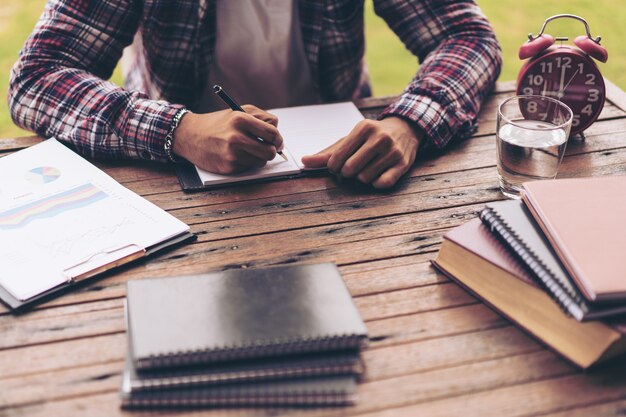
[522,177,626,302]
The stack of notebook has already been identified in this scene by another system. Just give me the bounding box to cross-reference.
[121,263,369,408]
[434,176,626,369]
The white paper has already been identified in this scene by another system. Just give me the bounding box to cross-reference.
[270,102,365,170]
[196,147,300,185]
[195,102,364,185]
[0,139,190,301]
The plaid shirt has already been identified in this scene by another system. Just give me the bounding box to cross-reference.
[8,0,501,162]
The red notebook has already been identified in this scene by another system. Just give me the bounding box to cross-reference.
[522,177,626,303]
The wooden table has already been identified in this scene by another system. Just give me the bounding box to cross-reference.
[2,80,626,417]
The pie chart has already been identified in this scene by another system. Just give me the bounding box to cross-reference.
[25,167,62,184]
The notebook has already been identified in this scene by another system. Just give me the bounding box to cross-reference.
[121,372,357,408]
[433,218,626,369]
[126,263,369,370]
[126,349,364,391]
[175,102,364,191]
[0,139,194,310]
[480,200,626,321]
[522,177,626,302]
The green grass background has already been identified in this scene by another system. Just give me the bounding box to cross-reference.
[1,0,625,137]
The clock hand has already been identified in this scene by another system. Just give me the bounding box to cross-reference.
[563,71,580,92]
[558,65,567,99]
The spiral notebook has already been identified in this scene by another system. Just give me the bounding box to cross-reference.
[433,218,626,369]
[126,263,368,370]
[121,373,357,408]
[126,348,364,391]
[480,200,626,321]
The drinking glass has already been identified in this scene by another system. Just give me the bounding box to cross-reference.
[496,95,573,199]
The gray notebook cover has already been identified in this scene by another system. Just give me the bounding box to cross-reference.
[126,263,368,370]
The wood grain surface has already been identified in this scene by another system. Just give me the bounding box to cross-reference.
[1,81,626,417]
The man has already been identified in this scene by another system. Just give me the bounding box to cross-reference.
[8,0,501,189]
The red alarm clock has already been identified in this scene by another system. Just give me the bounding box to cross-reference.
[517,14,608,136]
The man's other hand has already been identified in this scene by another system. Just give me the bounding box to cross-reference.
[172,105,283,174]
[301,117,422,189]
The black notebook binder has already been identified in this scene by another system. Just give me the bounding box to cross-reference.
[175,162,205,191]
[126,263,369,370]
[480,200,626,321]
[121,371,357,408]
[127,349,364,391]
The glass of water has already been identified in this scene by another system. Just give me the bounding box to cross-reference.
[496,95,573,199]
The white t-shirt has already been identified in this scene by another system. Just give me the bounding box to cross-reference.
[197,0,321,113]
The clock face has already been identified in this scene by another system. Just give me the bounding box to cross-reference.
[517,46,605,135]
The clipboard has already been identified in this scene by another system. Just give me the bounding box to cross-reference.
[0,139,196,312]
[0,232,196,311]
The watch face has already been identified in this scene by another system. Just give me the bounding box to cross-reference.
[517,47,605,134]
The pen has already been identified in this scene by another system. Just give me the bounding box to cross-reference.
[213,85,288,161]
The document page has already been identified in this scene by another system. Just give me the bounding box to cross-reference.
[196,147,300,186]
[194,102,364,185]
[270,102,364,170]
[0,139,189,301]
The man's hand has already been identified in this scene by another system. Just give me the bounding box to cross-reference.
[301,117,422,189]
[172,105,283,174]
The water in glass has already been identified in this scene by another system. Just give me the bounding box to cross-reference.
[496,119,568,198]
